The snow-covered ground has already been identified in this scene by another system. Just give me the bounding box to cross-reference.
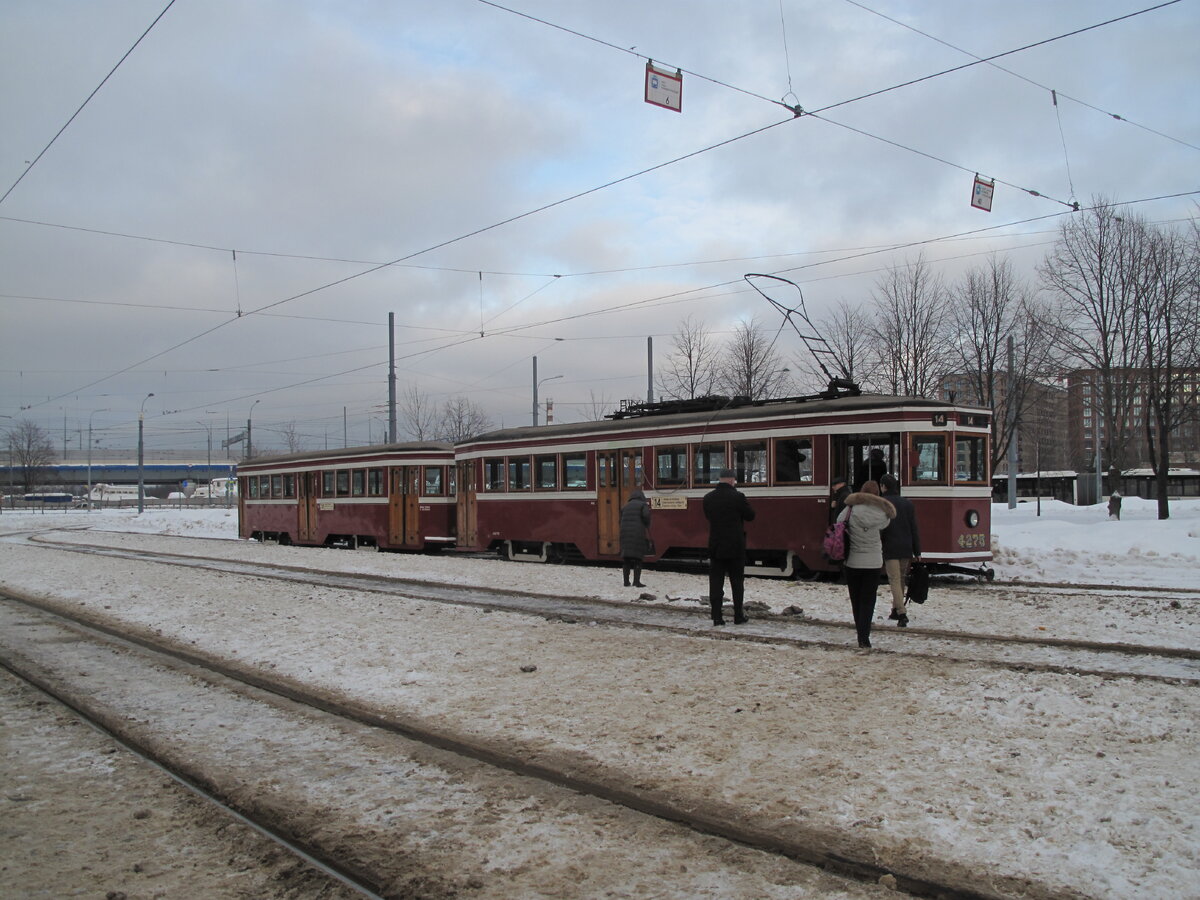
[2,497,1198,898]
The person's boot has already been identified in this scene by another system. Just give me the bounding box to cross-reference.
[622,565,631,587]
[633,566,645,587]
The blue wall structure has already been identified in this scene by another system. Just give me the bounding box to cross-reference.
[1,463,236,488]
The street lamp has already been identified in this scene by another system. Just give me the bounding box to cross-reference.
[247,400,261,460]
[87,408,110,512]
[137,393,154,513]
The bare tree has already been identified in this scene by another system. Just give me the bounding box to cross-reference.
[579,389,618,421]
[807,298,874,392]
[947,255,1055,471]
[1040,201,1147,479]
[437,395,493,442]
[718,316,790,400]
[657,315,721,400]
[867,254,952,397]
[6,420,56,493]
[398,383,441,441]
[1137,218,1200,518]
[278,421,305,454]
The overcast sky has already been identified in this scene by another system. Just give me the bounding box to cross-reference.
[2,0,1197,456]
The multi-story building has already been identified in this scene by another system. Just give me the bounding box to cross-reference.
[939,373,1071,476]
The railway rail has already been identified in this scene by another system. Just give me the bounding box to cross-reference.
[3,591,995,900]
[23,532,1200,685]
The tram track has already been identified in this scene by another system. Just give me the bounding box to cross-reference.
[2,591,1021,900]
[23,532,1200,685]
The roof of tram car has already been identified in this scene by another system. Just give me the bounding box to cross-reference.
[460,391,990,447]
[238,441,453,470]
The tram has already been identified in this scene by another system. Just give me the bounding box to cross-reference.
[237,442,456,550]
[454,390,993,578]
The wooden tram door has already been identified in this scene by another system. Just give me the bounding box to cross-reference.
[596,450,642,556]
[388,466,421,548]
[297,472,319,542]
[456,460,477,549]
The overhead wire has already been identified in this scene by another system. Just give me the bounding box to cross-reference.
[18,5,1187,412]
[841,0,1200,154]
[0,0,179,207]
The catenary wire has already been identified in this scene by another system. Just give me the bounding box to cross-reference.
[0,0,179,207]
[17,9,1186,411]
[841,0,1200,154]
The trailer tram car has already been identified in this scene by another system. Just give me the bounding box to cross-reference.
[454,393,994,578]
[237,443,456,550]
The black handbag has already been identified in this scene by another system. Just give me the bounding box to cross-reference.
[906,563,929,605]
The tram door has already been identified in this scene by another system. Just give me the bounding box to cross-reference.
[596,450,642,556]
[832,434,899,490]
[456,460,477,549]
[388,466,421,548]
[297,472,319,542]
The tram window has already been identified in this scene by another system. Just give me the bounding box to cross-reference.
[350,470,364,497]
[270,475,283,498]
[693,443,726,486]
[246,477,258,499]
[368,469,385,496]
[656,446,687,487]
[508,457,531,491]
[774,438,812,484]
[563,454,587,489]
[484,458,505,492]
[283,474,296,498]
[733,441,768,485]
[336,470,350,496]
[955,436,988,483]
[423,467,443,495]
[535,455,558,490]
[911,435,947,484]
[448,465,457,496]
[322,471,335,496]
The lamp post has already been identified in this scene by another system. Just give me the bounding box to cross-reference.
[0,414,11,514]
[137,393,154,513]
[87,408,110,512]
[247,400,260,460]
[532,356,562,426]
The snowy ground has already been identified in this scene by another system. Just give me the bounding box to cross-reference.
[1,497,1198,898]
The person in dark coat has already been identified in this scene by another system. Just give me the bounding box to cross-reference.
[619,489,651,587]
[829,476,850,524]
[879,474,920,627]
[702,468,756,625]
[1108,491,1122,520]
[838,480,895,648]
[855,448,888,490]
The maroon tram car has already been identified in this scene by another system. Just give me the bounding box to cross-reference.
[237,443,457,550]
[454,394,993,577]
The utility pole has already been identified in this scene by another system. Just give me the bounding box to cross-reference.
[647,336,654,403]
[388,312,397,443]
[1007,336,1017,509]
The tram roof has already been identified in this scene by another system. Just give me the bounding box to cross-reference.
[238,441,453,470]
[463,393,989,447]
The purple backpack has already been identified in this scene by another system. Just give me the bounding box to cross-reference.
[822,509,850,561]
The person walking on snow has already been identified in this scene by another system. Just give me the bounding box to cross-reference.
[703,468,755,626]
[837,480,895,648]
[879,473,920,628]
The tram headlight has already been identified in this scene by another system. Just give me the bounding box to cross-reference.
[965,509,980,528]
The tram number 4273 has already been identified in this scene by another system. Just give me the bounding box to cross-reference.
[957,533,988,549]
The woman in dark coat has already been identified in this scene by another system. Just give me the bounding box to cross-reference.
[619,489,652,587]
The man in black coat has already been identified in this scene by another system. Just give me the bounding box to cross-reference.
[880,473,920,627]
[703,468,756,626]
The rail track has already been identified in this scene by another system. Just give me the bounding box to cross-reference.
[4,591,1006,900]
[21,531,1200,685]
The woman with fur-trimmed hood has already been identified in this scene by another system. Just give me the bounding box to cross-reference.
[836,480,895,648]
